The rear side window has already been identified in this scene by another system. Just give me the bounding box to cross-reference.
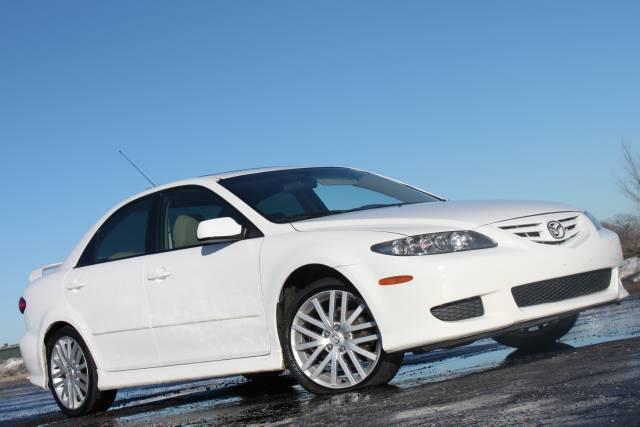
[78,196,154,266]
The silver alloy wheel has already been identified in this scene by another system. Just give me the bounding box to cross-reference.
[50,337,89,410]
[290,290,381,389]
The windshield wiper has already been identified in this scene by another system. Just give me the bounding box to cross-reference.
[283,212,335,222]
[341,202,417,213]
[278,203,418,223]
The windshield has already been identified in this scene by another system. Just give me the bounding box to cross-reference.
[219,167,441,223]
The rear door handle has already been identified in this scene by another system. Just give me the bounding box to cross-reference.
[65,280,85,291]
[147,269,172,281]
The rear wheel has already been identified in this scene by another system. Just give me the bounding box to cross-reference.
[46,326,117,417]
[493,314,579,350]
[281,278,403,394]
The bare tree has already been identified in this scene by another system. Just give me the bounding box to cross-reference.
[603,214,640,258]
[619,142,640,206]
[606,144,640,258]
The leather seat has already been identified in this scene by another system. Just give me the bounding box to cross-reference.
[172,214,201,248]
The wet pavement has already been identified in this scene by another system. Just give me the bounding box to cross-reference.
[2,295,639,426]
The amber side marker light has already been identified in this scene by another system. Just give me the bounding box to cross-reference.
[378,275,414,286]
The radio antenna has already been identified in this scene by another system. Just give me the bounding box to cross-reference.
[118,150,156,187]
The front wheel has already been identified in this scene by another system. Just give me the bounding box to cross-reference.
[281,278,403,394]
[46,326,117,417]
[493,314,579,350]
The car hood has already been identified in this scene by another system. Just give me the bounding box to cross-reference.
[290,200,580,235]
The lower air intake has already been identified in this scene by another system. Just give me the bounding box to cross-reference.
[512,269,612,308]
[431,297,484,321]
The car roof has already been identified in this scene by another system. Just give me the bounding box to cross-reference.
[203,166,348,180]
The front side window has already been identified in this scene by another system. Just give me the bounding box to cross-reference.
[219,167,441,223]
[78,196,154,266]
[161,187,247,251]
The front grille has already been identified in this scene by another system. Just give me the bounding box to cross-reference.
[431,297,484,321]
[512,269,611,307]
[497,213,581,245]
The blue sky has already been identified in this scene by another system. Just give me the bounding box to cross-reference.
[1,1,639,344]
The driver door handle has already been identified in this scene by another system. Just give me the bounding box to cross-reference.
[147,268,172,281]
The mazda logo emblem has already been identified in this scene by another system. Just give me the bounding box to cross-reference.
[547,220,566,239]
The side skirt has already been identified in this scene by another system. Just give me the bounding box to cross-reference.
[97,350,284,391]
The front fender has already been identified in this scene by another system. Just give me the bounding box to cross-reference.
[260,230,401,352]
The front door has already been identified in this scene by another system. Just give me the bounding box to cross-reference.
[143,185,270,365]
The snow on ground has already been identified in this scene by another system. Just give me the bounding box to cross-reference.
[0,358,26,379]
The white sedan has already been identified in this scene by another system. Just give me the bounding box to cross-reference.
[19,166,627,416]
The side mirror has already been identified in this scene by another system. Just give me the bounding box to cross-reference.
[197,217,243,241]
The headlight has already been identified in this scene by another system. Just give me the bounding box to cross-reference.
[584,211,603,230]
[371,231,497,256]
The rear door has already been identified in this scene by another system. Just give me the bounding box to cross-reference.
[143,185,270,365]
[64,195,158,371]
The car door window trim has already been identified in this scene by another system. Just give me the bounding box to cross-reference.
[75,185,262,268]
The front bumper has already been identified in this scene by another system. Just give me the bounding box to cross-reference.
[336,227,627,353]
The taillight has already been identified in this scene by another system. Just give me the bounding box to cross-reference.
[19,297,26,314]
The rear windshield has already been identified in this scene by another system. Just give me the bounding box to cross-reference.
[219,167,440,223]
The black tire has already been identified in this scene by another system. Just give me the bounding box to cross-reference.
[280,277,404,395]
[45,326,117,417]
[493,314,579,350]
